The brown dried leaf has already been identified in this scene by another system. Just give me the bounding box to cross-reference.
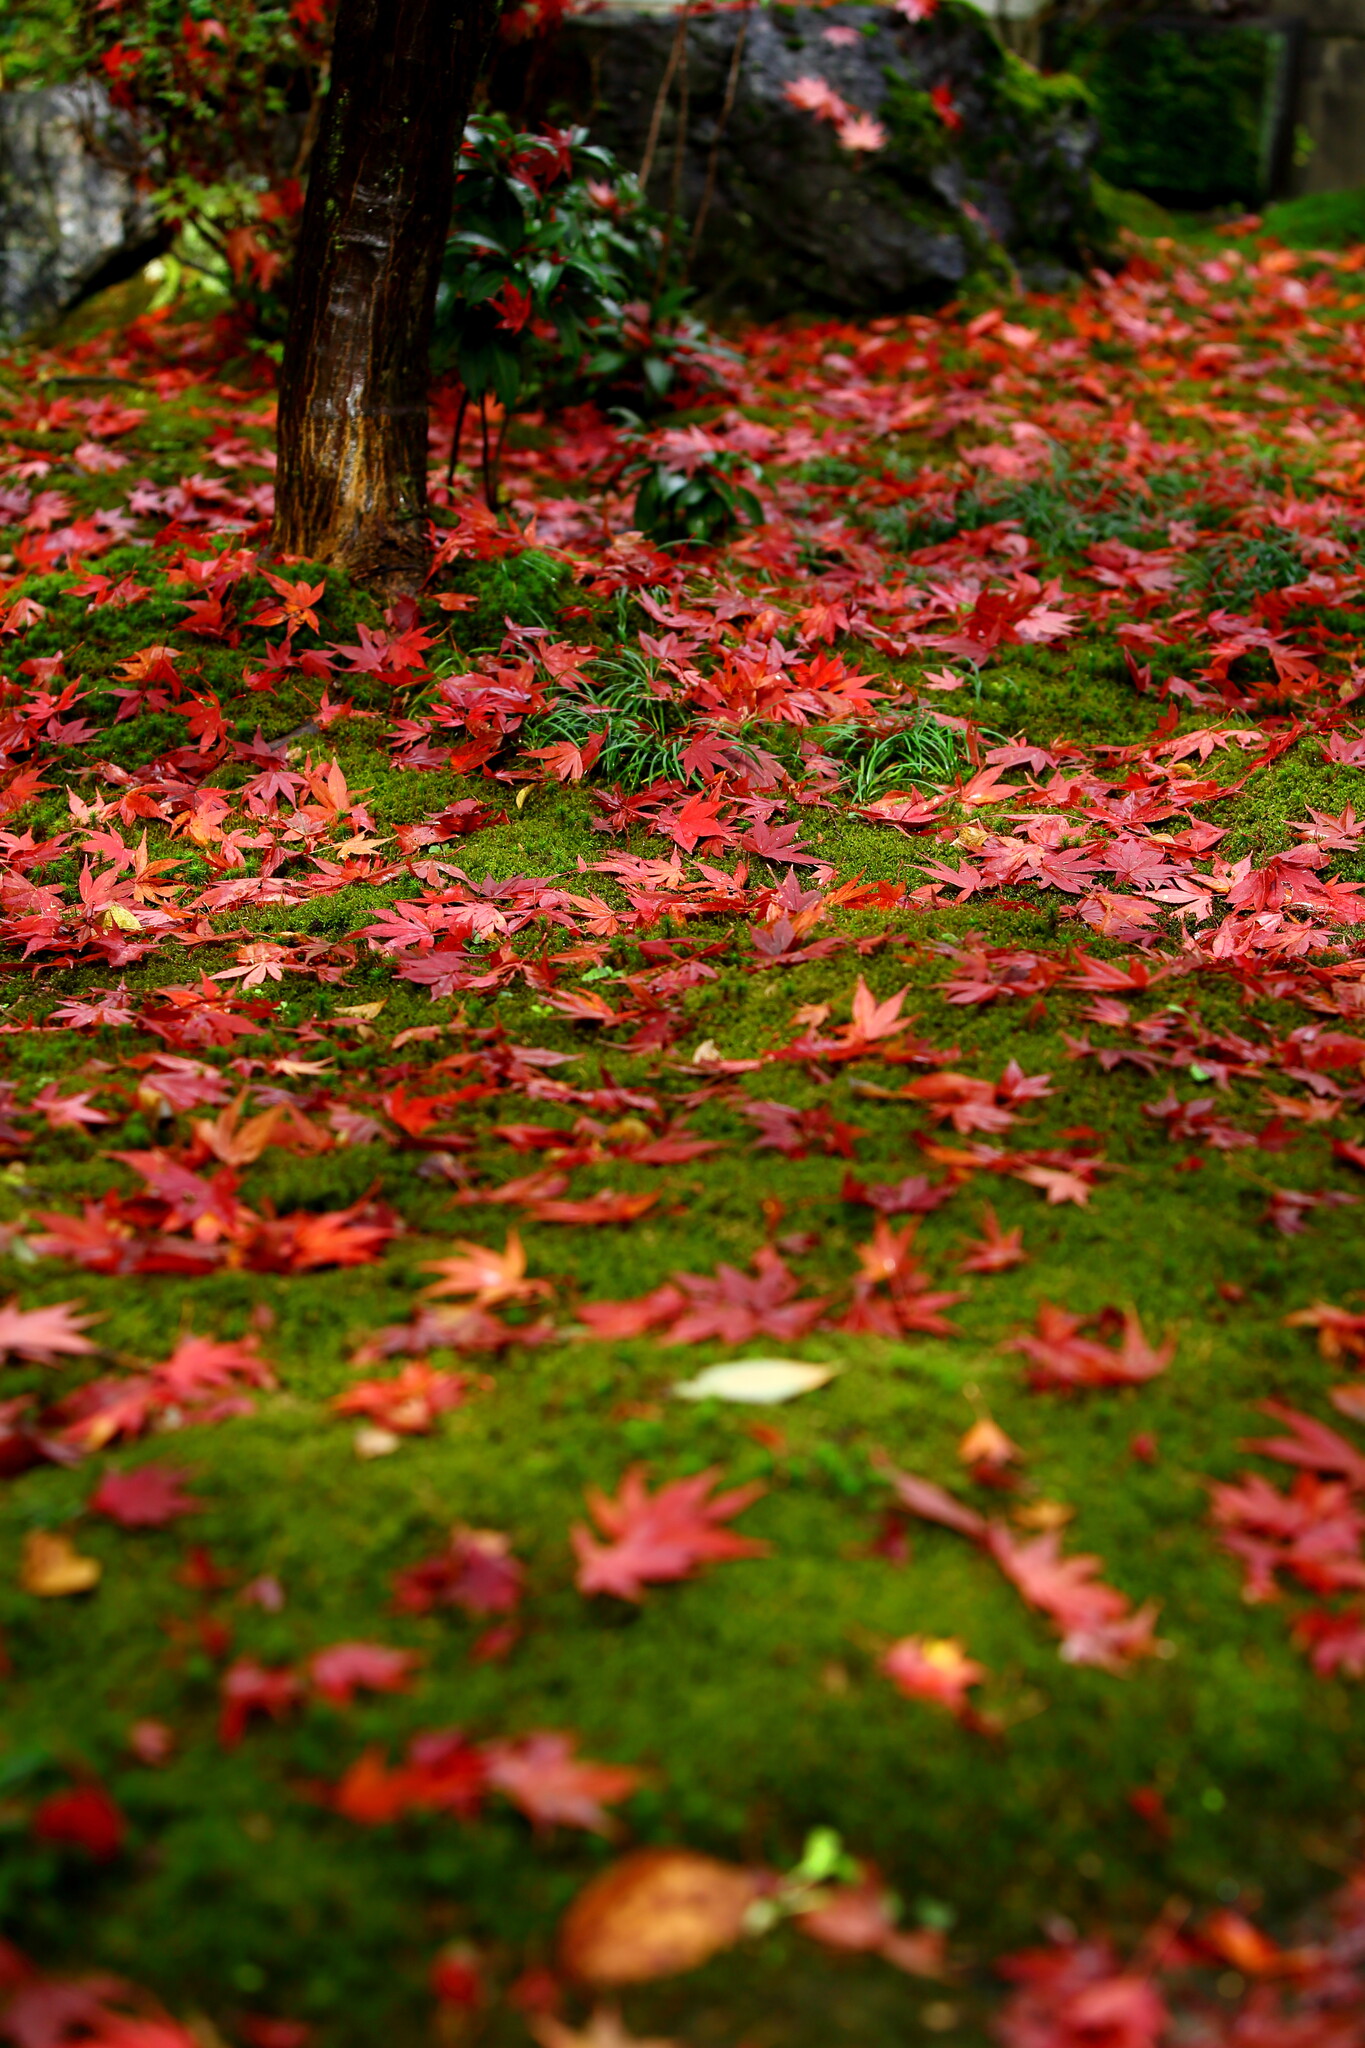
[560,1848,764,1986]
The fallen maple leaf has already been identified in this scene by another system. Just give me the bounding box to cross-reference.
[956,1206,1027,1273]
[996,1935,1168,2048]
[219,1659,304,1747]
[332,1360,473,1434]
[986,1524,1162,1672]
[1284,1301,1365,1365]
[1293,1607,1365,1677]
[0,1297,99,1364]
[31,1781,126,1861]
[1011,1163,1093,1206]
[483,1732,645,1835]
[842,975,910,1045]
[193,1094,284,1165]
[796,1869,947,1977]
[958,1415,1021,1476]
[882,1635,987,1718]
[525,1191,660,1226]
[1005,1303,1174,1391]
[421,1230,550,1307]
[394,1525,525,1616]
[1244,1401,1365,1487]
[235,1199,399,1272]
[875,1460,987,1540]
[573,1465,769,1601]
[308,1641,421,1706]
[89,1466,202,1528]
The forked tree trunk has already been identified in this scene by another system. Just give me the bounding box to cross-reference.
[273,0,498,583]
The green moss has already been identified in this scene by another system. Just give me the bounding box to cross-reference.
[447,547,573,652]
[1264,186,1365,250]
[996,47,1094,123]
[1092,175,1180,240]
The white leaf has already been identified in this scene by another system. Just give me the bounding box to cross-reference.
[671,1359,837,1406]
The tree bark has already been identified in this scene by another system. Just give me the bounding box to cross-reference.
[273,0,498,584]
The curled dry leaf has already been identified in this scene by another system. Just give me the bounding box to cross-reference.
[559,1848,766,1986]
[671,1359,837,1405]
[21,1529,101,1596]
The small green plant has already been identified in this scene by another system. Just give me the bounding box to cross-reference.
[817,712,971,801]
[431,115,723,508]
[515,645,700,788]
[628,445,764,547]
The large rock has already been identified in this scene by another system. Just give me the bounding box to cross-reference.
[0,84,162,339]
[526,0,1100,312]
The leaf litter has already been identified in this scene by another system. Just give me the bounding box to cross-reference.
[7,212,1365,2042]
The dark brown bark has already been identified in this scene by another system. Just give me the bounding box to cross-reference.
[273,0,497,583]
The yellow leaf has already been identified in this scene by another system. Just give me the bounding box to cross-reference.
[22,1530,101,1597]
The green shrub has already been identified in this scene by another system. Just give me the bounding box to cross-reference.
[1053,21,1274,208]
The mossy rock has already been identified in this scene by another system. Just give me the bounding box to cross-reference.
[520,2,1102,316]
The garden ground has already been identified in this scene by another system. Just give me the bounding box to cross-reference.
[3,201,1365,2047]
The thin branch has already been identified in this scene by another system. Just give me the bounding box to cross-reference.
[652,6,692,303]
[639,5,689,192]
[445,386,470,492]
[685,0,750,276]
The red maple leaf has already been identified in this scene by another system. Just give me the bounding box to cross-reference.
[1005,1302,1174,1391]
[1293,1607,1365,1677]
[481,1732,645,1834]
[986,1525,1162,1671]
[572,1465,769,1601]
[841,975,910,1045]
[332,1361,473,1434]
[524,1190,659,1225]
[89,1465,202,1528]
[663,1247,830,1347]
[1243,1402,1365,1488]
[996,1935,1167,2048]
[956,1205,1027,1272]
[876,1461,988,1541]
[308,1642,422,1707]
[0,1298,100,1364]
[31,1781,126,1861]
[219,1659,305,1748]
[235,1199,399,1273]
[393,1527,524,1616]
[155,1333,276,1400]
[882,1635,987,1719]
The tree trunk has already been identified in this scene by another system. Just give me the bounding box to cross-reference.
[273,0,497,584]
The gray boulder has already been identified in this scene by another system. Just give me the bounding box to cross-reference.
[531,0,1100,312]
[0,84,162,339]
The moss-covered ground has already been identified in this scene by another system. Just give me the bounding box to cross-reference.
[2,220,1365,2045]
